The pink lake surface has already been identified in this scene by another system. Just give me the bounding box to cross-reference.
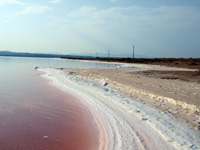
[0,59,99,150]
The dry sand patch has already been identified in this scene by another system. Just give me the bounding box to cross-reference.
[63,64,200,132]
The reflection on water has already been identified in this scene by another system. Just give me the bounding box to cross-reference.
[0,57,104,150]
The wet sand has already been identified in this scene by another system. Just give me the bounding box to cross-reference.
[0,76,99,150]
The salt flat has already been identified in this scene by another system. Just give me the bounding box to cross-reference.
[39,63,200,150]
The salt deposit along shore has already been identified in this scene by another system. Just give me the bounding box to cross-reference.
[38,64,200,150]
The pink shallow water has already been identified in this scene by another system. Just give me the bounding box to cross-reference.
[0,76,99,150]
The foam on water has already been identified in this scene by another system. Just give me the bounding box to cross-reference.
[39,68,200,150]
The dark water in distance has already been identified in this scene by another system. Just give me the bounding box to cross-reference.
[0,57,113,150]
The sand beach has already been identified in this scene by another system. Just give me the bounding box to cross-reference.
[40,59,200,150]
[65,64,200,131]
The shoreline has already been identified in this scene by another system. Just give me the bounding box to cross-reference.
[40,66,200,149]
[39,68,109,149]
[38,69,101,150]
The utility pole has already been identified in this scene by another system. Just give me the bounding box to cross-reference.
[108,50,110,58]
[96,52,98,58]
[133,45,135,59]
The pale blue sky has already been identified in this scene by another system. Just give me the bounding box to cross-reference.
[0,0,200,57]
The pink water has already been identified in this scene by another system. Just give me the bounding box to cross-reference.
[0,57,99,150]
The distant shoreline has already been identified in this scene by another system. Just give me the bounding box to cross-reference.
[61,57,200,70]
[0,51,73,58]
[1,52,199,69]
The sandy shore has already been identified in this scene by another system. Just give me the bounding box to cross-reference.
[63,63,200,132]
[39,63,200,150]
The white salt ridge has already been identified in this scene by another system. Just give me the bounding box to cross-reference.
[39,68,200,150]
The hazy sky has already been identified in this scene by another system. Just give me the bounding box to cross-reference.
[0,0,200,57]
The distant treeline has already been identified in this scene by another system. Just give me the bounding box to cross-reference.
[62,57,200,63]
